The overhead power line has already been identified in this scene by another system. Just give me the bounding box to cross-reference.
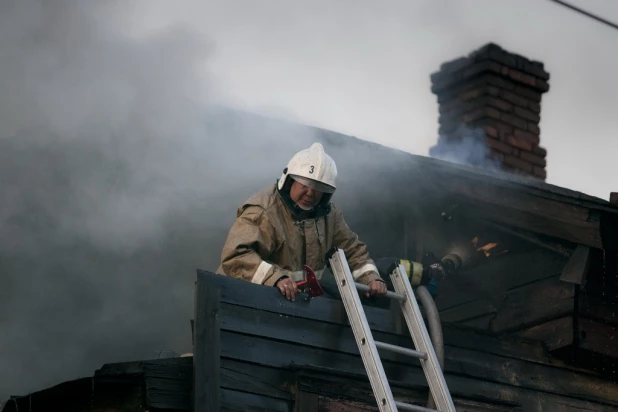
[547,0,618,31]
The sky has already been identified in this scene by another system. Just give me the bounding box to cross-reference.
[124,0,618,201]
[1,0,617,403]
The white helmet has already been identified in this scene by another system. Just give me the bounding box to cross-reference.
[278,142,337,197]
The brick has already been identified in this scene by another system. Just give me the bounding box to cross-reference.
[528,123,541,135]
[486,137,513,154]
[515,86,543,101]
[524,61,550,81]
[484,125,498,138]
[520,150,547,167]
[501,91,529,108]
[462,60,502,79]
[486,107,501,120]
[506,135,533,151]
[515,107,540,123]
[459,89,481,101]
[533,166,547,180]
[610,192,618,205]
[485,74,516,91]
[528,101,541,113]
[485,120,513,138]
[533,145,547,157]
[514,128,540,144]
[488,97,513,113]
[503,155,534,173]
[512,148,520,156]
[432,60,504,93]
[535,78,550,93]
[501,113,528,130]
[488,86,501,96]
[439,57,470,75]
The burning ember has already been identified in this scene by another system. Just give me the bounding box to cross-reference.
[472,236,509,258]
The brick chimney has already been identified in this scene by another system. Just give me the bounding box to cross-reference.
[429,43,550,180]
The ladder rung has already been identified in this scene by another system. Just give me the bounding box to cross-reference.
[395,400,439,412]
[354,282,406,301]
[375,340,427,359]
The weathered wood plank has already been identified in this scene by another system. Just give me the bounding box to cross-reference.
[219,317,618,406]
[517,316,573,351]
[221,388,292,411]
[194,279,221,412]
[143,357,192,410]
[0,376,144,412]
[295,389,320,412]
[560,245,591,286]
[198,270,590,371]
[319,397,378,411]
[440,299,497,323]
[459,314,496,330]
[296,365,618,412]
[435,249,568,311]
[459,199,602,248]
[578,318,618,358]
[221,359,295,401]
[489,275,574,333]
[580,294,618,326]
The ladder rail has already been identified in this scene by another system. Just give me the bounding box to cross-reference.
[391,264,456,411]
[329,248,456,412]
[329,248,398,412]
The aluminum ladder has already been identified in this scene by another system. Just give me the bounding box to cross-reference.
[328,247,456,412]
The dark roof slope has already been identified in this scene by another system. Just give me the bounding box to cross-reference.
[216,107,617,249]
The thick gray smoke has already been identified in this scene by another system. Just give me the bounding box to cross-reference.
[428,124,502,172]
[0,0,321,400]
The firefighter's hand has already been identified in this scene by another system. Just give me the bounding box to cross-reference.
[275,276,298,301]
[365,280,387,298]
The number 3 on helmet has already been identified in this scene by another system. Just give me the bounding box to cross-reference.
[278,143,338,201]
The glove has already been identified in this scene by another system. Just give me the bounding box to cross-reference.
[419,252,457,298]
[421,252,456,282]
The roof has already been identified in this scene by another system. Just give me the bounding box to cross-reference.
[211,107,618,249]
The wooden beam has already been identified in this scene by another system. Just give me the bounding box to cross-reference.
[560,245,591,286]
[578,318,618,359]
[434,248,568,312]
[463,200,602,249]
[516,316,573,351]
[143,358,192,411]
[431,172,604,248]
[296,364,618,412]
[294,389,320,412]
[193,278,220,412]
[486,222,574,257]
[221,388,291,411]
[221,359,295,401]
[198,270,593,372]
[439,299,497,323]
[218,303,618,405]
[489,275,575,333]
[579,294,618,326]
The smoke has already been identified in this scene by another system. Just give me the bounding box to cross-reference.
[0,0,321,400]
[428,124,502,172]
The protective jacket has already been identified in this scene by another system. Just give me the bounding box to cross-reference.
[217,183,382,287]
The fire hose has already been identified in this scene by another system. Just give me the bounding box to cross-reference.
[416,284,444,410]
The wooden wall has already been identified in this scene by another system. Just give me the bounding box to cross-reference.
[194,270,618,412]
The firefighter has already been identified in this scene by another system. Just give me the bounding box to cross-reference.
[217,142,388,301]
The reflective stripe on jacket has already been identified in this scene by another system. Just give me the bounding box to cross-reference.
[216,184,382,287]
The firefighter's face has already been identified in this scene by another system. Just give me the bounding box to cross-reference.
[290,181,323,210]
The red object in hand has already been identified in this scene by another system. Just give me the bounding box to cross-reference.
[295,265,324,298]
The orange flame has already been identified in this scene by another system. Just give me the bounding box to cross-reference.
[472,237,508,257]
